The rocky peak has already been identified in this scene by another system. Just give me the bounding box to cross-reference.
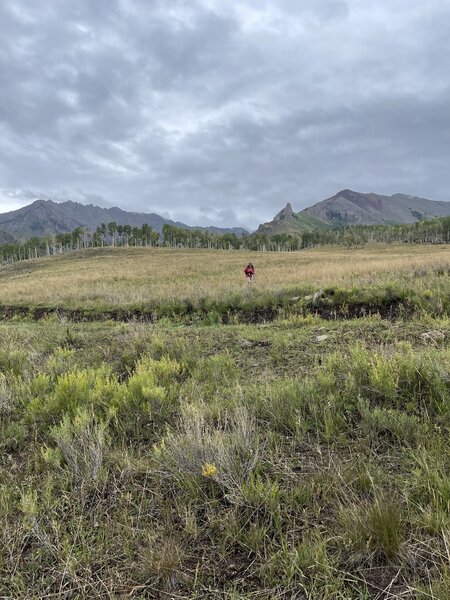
[30,199,49,208]
[274,202,294,221]
[336,189,360,201]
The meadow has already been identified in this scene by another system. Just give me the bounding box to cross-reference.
[1,245,450,598]
[0,244,449,312]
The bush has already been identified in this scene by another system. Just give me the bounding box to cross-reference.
[25,367,120,425]
[46,347,77,377]
[111,356,182,437]
[48,409,108,489]
[157,404,260,504]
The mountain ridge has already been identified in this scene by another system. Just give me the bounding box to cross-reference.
[257,189,450,235]
[2,189,450,243]
[0,199,247,241]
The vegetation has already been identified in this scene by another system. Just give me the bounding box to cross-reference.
[2,245,450,597]
[0,245,450,321]
[1,313,450,597]
[2,215,450,267]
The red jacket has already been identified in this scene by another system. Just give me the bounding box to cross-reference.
[244,265,255,276]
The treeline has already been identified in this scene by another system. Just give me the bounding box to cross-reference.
[0,222,160,265]
[242,217,450,250]
[2,217,450,266]
[0,222,254,266]
[298,217,450,248]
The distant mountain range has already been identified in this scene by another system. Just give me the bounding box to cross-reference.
[1,189,450,243]
[257,189,450,235]
[0,199,246,241]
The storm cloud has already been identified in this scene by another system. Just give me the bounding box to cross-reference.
[1,0,449,228]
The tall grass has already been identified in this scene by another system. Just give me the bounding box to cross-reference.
[0,244,449,312]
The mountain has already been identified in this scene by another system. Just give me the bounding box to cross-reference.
[0,199,246,241]
[0,230,15,245]
[257,189,450,235]
[256,202,331,234]
[303,189,450,226]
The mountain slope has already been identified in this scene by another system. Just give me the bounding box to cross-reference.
[0,230,15,244]
[303,189,450,226]
[0,200,246,240]
[256,203,330,235]
[257,190,450,234]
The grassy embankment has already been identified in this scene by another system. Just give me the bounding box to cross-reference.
[1,245,450,597]
[0,245,450,321]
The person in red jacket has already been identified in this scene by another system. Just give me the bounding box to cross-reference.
[244,262,255,283]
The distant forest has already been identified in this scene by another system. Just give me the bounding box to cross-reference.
[1,217,450,266]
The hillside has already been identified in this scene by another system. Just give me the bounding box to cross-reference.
[0,199,246,241]
[304,189,450,225]
[258,189,450,234]
[256,203,331,234]
[0,230,15,244]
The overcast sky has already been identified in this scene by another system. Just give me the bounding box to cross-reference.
[1,0,449,229]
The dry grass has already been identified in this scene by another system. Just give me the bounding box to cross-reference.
[0,245,449,309]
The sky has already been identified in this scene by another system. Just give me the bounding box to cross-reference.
[1,0,449,229]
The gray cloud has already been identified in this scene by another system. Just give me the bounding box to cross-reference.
[1,0,449,229]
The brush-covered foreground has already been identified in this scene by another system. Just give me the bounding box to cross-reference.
[2,314,450,598]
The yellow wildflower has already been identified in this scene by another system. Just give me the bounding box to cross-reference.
[201,463,217,478]
[152,439,166,455]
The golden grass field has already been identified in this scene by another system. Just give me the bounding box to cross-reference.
[0,244,449,309]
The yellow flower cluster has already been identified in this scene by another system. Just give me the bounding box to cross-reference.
[201,463,217,478]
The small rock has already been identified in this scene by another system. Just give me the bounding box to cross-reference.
[238,339,253,347]
[290,296,301,302]
[313,289,325,303]
[304,289,325,304]
[420,330,445,341]
[316,334,329,342]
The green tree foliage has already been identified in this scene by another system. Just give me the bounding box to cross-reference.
[2,216,450,267]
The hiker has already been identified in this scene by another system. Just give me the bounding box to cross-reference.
[244,262,255,284]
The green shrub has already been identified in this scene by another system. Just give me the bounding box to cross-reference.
[0,484,16,520]
[322,345,450,419]
[0,418,27,453]
[240,475,282,532]
[25,366,120,425]
[49,409,108,488]
[0,349,29,377]
[46,347,77,377]
[156,404,259,504]
[111,357,182,437]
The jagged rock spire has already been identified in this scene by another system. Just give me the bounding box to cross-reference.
[274,202,294,221]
